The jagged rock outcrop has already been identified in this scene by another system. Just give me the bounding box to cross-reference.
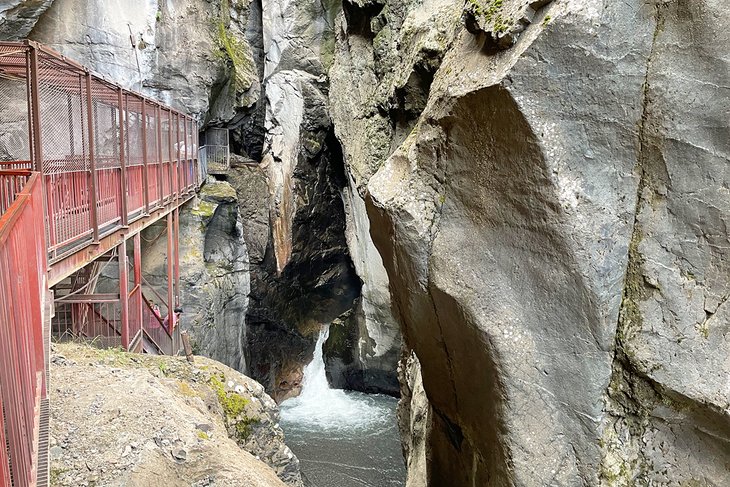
[244,127,362,402]
[0,0,54,39]
[142,180,250,372]
[397,350,429,487]
[50,342,301,486]
[324,181,401,395]
[331,0,730,485]
[233,0,402,401]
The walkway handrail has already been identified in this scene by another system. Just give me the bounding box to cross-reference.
[0,172,48,487]
[0,41,201,283]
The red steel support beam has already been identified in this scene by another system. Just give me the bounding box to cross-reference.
[85,72,100,242]
[166,212,175,331]
[183,116,189,192]
[174,206,180,307]
[133,233,143,340]
[118,241,129,349]
[167,110,174,202]
[118,88,128,226]
[156,105,164,203]
[174,113,180,195]
[27,47,42,173]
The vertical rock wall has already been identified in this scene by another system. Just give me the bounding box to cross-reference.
[330,0,730,484]
[141,181,250,372]
[245,0,402,399]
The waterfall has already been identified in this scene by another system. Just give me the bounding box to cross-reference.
[280,326,385,431]
[296,325,331,401]
[279,326,406,486]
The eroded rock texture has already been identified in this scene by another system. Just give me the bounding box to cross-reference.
[28,0,259,121]
[331,0,730,484]
[142,180,250,372]
[244,0,401,399]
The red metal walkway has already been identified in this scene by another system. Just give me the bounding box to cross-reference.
[0,41,204,486]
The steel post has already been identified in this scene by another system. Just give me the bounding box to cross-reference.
[166,212,175,331]
[141,101,149,214]
[118,88,128,226]
[133,232,143,345]
[85,73,100,242]
[118,241,129,349]
[156,105,164,203]
[173,206,180,307]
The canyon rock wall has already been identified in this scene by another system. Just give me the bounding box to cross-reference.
[245,0,401,398]
[2,0,402,400]
[142,181,250,372]
[331,0,730,485]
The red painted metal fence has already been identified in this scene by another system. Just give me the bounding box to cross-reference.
[0,173,47,487]
[0,40,202,486]
[0,40,200,265]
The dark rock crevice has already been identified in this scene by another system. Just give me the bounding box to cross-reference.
[244,127,362,402]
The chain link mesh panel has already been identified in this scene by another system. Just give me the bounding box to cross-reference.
[202,128,229,174]
[0,46,31,167]
[1,42,200,257]
[37,50,92,253]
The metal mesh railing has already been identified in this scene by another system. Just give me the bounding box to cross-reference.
[200,127,229,174]
[0,45,31,167]
[0,173,47,487]
[0,40,201,262]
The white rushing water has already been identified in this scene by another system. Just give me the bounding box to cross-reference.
[280,326,405,487]
[280,326,390,431]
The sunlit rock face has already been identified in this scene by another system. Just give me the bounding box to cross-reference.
[330,0,730,484]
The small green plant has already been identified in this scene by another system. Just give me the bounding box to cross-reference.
[50,466,68,484]
[208,374,259,442]
[196,429,210,440]
[156,10,162,22]
[234,417,260,441]
[158,362,169,376]
[543,15,552,25]
[209,375,249,417]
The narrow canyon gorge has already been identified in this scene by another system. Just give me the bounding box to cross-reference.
[1,0,728,485]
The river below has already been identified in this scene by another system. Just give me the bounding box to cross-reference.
[280,327,406,487]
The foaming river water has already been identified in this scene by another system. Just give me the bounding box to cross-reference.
[280,327,406,487]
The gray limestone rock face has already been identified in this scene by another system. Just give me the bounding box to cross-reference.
[0,0,54,39]
[331,0,730,484]
[397,349,429,487]
[603,1,730,485]
[323,178,401,395]
[142,181,250,373]
[256,0,402,397]
[24,0,259,120]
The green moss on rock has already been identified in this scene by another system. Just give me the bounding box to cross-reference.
[191,200,217,218]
